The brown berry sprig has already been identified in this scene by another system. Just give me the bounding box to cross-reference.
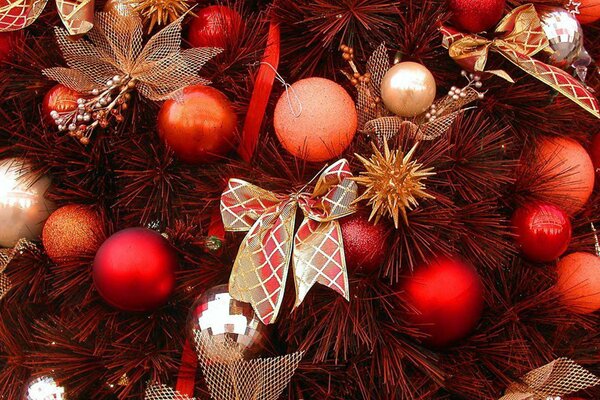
[340,44,372,87]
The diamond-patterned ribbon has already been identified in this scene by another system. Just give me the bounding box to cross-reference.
[221,159,357,324]
[0,0,93,35]
[441,4,599,118]
[0,238,35,300]
[499,358,600,400]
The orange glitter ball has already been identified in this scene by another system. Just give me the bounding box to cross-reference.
[42,204,105,264]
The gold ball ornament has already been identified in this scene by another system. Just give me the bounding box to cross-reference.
[0,158,54,247]
[380,62,437,117]
[103,0,137,16]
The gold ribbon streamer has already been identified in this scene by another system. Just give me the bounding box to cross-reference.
[500,358,600,400]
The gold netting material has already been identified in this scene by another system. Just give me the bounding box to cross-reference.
[194,332,303,400]
[144,384,195,400]
[499,358,600,400]
[0,238,36,300]
[43,11,222,101]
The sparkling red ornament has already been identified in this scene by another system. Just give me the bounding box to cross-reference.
[42,84,81,125]
[398,257,484,347]
[555,252,600,314]
[157,85,238,164]
[186,5,244,49]
[511,202,571,263]
[339,213,388,274]
[93,228,177,311]
[577,0,600,24]
[42,204,105,265]
[448,0,506,33]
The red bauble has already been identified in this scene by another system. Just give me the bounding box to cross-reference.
[340,213,388,274]
[589,133,600,174]
[577,0,600,24]
[42,204,105,264]
[157,85,238,164]
[93,228,177,311]
[511,202,571,263]
[187,5,244,48]
[448,0,505,33]
[398,257,484,347]
[556,252,600,314]
[42,84,81,124]
[0,31,16,63]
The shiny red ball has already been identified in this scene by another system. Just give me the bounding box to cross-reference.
[93,228,177,311]
[340,213,388,274]
[157,85,238,164]
[42,84,81,124]
[398,257,484,347]
[511,202,571,263]
[187,5,244,49]
[449,0,505,33]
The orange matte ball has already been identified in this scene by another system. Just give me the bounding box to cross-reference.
[158,85,238,164]
[530,137,594,215]
[274,77,357,162]
[42,204,105,265]
[577,0,600,24]
[556,252,600,313]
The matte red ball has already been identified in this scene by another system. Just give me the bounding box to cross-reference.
[187,5,244,49]
[511,202,571,263]
[93,228,177,311]
[577,0,600,24]
[449,0,505,33]
[556,252,600,314]
[340,213,388,274]
[157,85,238,164]
[398,257,484,347]
[42,84,81,125]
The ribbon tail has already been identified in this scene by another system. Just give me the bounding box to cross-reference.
[55,0,94,35]
[292,219,349,308]
[229,201,297,325]
[498,46,600,118]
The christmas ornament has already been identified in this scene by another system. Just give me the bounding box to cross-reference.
[589,133,600,173]
[157,85,238,164]
[511,202,571,263]
[555,252,600,313]
[221,159,357,324]
[42,204,104,264]
[499,358,600,400]
[380,62,436,117]
[42,84,81,125]
[273,77,357,162]
[448,0,506,33]
[187,284,267,361]
[576,0,600,24]
[0,158,54,248]
[353,141,435,228]
[537,6,591,81]
[342,43,484,143]
[0,31,16,62]
[339,213,388,274]
[0,0,93,35]
[187,5,244,49]
[441,4,600,119]
[103,0,136,16]
[22,375,67,400]
[93,227,177,311]
[399,257,484,347]
[43,12,221,144]
[530,137,594,215]
[130,0,191,32]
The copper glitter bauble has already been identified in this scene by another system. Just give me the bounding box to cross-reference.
[158,85,238,164]
[42,204,105,264]
[22,375,67,400]
[42,84,81,125]
[380,62,437,117]
[556,252,600,314]
[187,284,267,360]
[0,158,54,247]
[274,77,357,162]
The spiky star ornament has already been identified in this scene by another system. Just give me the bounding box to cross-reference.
[353,141,435,228]
[127,0,191,32]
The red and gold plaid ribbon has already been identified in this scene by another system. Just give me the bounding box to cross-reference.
[0,0,93,35]
[441,4,599,119]
[220,159,357,324]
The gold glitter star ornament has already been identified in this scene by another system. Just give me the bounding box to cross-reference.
[353,141,435,228]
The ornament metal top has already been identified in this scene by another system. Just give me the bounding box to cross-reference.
[43,11,222,144]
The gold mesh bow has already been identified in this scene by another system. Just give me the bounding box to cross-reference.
[0,0,93,35]
[221,159,357,324]
[499,358,600,400]
[441,4,600,118]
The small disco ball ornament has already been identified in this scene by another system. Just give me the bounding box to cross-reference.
[187,284,267,361]
[22,375,67,400]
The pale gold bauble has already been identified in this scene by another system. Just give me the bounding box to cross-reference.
[380,62,437,117]
[103,0,137,16]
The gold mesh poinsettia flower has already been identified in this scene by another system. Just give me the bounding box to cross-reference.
[42,11,222,143]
